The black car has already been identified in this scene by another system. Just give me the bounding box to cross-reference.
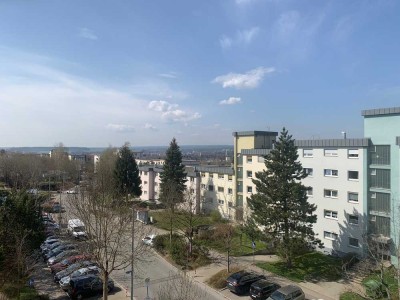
[226,271,266,295]
[54,260,94,282]
[67,274,114,299]
[250,279,281,300]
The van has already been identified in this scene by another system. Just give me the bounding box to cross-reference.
[67,219,87,239]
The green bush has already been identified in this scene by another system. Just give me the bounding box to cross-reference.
[209,210,223,223]
[153,234,168,253]
[169,237,186,265]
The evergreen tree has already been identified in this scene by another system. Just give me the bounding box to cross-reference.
[247,128,322,267]
[159,138,187,206]
[114,143,142,198]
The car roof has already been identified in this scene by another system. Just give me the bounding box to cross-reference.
[278,285,302,294]
[229,270,250,279]
[251,279,275,288]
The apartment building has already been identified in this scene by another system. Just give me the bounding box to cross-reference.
[137,106,400,259]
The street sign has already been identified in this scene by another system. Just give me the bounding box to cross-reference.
[252,241,256,249]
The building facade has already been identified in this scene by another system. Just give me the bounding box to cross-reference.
[137,106,400,259]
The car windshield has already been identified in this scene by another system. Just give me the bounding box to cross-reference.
[72,269,85,277]
[270,291,286,300]
[230,272,247,280]
[73,226,85,232]
[61,259,69,264]
[66,263,80,272]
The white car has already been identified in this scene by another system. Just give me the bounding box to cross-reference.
[142,234,156,247]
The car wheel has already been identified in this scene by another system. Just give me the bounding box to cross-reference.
[76,294,83,300]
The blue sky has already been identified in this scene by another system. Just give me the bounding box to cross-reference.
[0,0,399,147]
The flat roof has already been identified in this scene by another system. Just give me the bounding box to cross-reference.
[295,138,370,148]
[362,107,400,117]
[232,131,278,137]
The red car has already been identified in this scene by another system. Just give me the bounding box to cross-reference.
[51,254,91,274]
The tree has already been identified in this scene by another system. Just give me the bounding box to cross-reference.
[247,127,322,267]
[156,272,206,300]
[68,149,149,300]
[114,143,142,199]
[213,224,237,272]
[159,138,187,243]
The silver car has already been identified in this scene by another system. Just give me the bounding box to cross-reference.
[267,285,305,300]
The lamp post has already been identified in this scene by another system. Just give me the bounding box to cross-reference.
[144,277,150,300]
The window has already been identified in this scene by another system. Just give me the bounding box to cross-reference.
[144,181,148,185]
[307,187,313,196]
[348,192,359,203]
[247,186,253,193]
[190,188,194,194]
[349,215,359,225]
[201,173,205,177]
[304,168,313,176]
[247,156,253,163]
[348,171,359,180]
[144,191,147,194]
[228,175,232,181]
[324,231,338,240]
[349,237,359,248]
[303,149,313,157]
[144,171,148,175]
[324,189,338,198]
[324,149,338,157]
[218,186,224,192]
[371,192,376,199]
[218,174,224,179]
[228,201,233,208]
[247,171,253,178]
[218,199,224,205]
[190,177,194,182]
[201,184,206,189]
[324,210,338,220]
[348,149,359,158]
[208,185,214,191]
[154,192,157,195]
[324,169,338,177]
[140,171,142,175]
[228,188,233,194]
[209,173,214,178]
[370,169,376,176]
[155,182,158,186]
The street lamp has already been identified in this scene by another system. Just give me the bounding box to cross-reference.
[144,277,150,300]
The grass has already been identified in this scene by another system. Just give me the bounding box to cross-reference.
[257,252,342,282]
[339,292,365,300]
[206,266,242,289]
[149,210,218,231]
[362,266,399,300]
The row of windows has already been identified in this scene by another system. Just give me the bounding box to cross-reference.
[307,188,359,203]
[201,173,233,180]
[201,184,233,194]
[323,232,360,248]
[303,149,359,158]
[324,210,359,225]
[304,168,359,180]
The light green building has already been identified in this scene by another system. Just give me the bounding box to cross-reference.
[363,107,400,261]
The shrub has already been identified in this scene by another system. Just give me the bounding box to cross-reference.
[153,234,168,253]
[209,210,223,223]
[206,266,242,289]
[169,237,186,265]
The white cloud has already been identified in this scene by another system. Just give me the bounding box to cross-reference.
[219,97,242,105]
[148,100,201,123]
[213,67,275,89]
[144,123,157,131]
[158,72,178,79]
[148,100,177,112]
[78,28,98,40]
[220,27,259,49]
[106,124,135,133]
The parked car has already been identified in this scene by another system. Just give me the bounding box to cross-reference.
[66,274,114,299]
[42,241,67,255]
[48,250,79,266]
[226,271,266,295]
[142,234,156,246]
[40,238,61,250]
[250,280,281,300]
[67,219,87,239]
[51,254,91,274]
[60,266,100,290]
[267,285,305,300]
[45,244,76,260]
[54,260,94,282]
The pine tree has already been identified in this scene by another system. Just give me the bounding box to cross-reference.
[159,138,187,206]
[159,138,187,243]
[247,128,322,267]
[114,143,142,199]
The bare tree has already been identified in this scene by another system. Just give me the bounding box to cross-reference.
[156,272,206,300]
[213,223,236,272]
[68,148,150,300]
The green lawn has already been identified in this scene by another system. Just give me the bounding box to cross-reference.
[257,252,342,282]
[149,210,218,231]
